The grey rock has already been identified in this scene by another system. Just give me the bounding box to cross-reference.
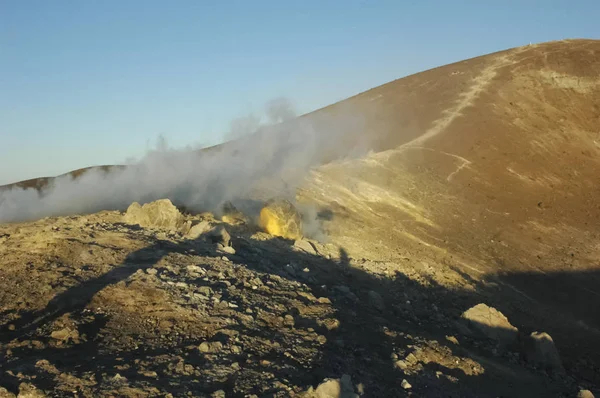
[186,265,204,274]
[312,374,358,398]
[50,328,78,342]
[334,285,352,295]
[523,331,564,373]
[578,390,595,398]
[333,285,358,301]
[395,360,408,370]
[0,386,16,398]
[405,353,418,364]
[207,225,231,247]
[461,303,518,346]
[294,239,317,255]
[186,221,212,239]
[446,335,459,345]
[198,286,213,296]
[124,199,184,231]
[367,290,385,311]
[17,383,45,398]
[199,341,223,354]
[284,314,295,327]
[219,246,236,255]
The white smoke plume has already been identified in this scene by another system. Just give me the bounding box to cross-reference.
[0,98,369,224]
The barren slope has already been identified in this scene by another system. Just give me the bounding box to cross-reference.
[298,38,600,387]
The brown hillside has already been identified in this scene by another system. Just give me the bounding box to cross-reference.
[299,38,600,376]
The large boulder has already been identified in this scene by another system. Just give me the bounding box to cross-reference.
[186,220,212,239]
[221,201,249,225]
[578,390,595,398]
[303,374,359,398]
[124,199,184,231]
[206,225,231,247]
[523,331,564,373]
[259,199,303,240]
[461,303,518,346]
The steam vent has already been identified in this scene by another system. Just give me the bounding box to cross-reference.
[259,198,303,240]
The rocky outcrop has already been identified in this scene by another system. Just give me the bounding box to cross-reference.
[124,199,184,231]
[304,374,359,398]
[523,331,564,373]
[185,220,212,239]
[461,303,518,346]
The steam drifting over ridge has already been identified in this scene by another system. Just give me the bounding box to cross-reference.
[0,98,368,223]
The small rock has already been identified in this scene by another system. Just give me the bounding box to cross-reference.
[446,335,459,345]
[284,315,295,327]
[186,221,212,239]
[146,268,158,275]
[461,303,518,346]
[312,375,357,398]
[186,265,204,274]
[138,370,158,378]
[124,199,183,231]
[401,379,412,390]
[199,341,223,354]
[405,353,418,364]
[334,285,351,295]
[355,383,365,395]
[294,239,317,255]
[211,390,226,398]
[50,328,78,342]
[198,286,213,296]
[219,246,236,255]
[340,375,354,393]
[395,360,408,370]
[0,386,16,398]
[523,331,564,373]
[17,383,45,398]
[321,318,340,331]
[578,390,595,398]
[207,225,231,247]
[367,291,385,311]
[333,285,358,302]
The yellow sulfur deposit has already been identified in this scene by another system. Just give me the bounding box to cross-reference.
[259,199,303,240]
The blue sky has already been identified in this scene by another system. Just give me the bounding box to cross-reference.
[1,1,598,184]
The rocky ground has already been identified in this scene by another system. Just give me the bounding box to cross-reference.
[0,199,597,397]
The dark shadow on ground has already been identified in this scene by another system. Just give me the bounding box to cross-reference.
[1,221,599,397]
